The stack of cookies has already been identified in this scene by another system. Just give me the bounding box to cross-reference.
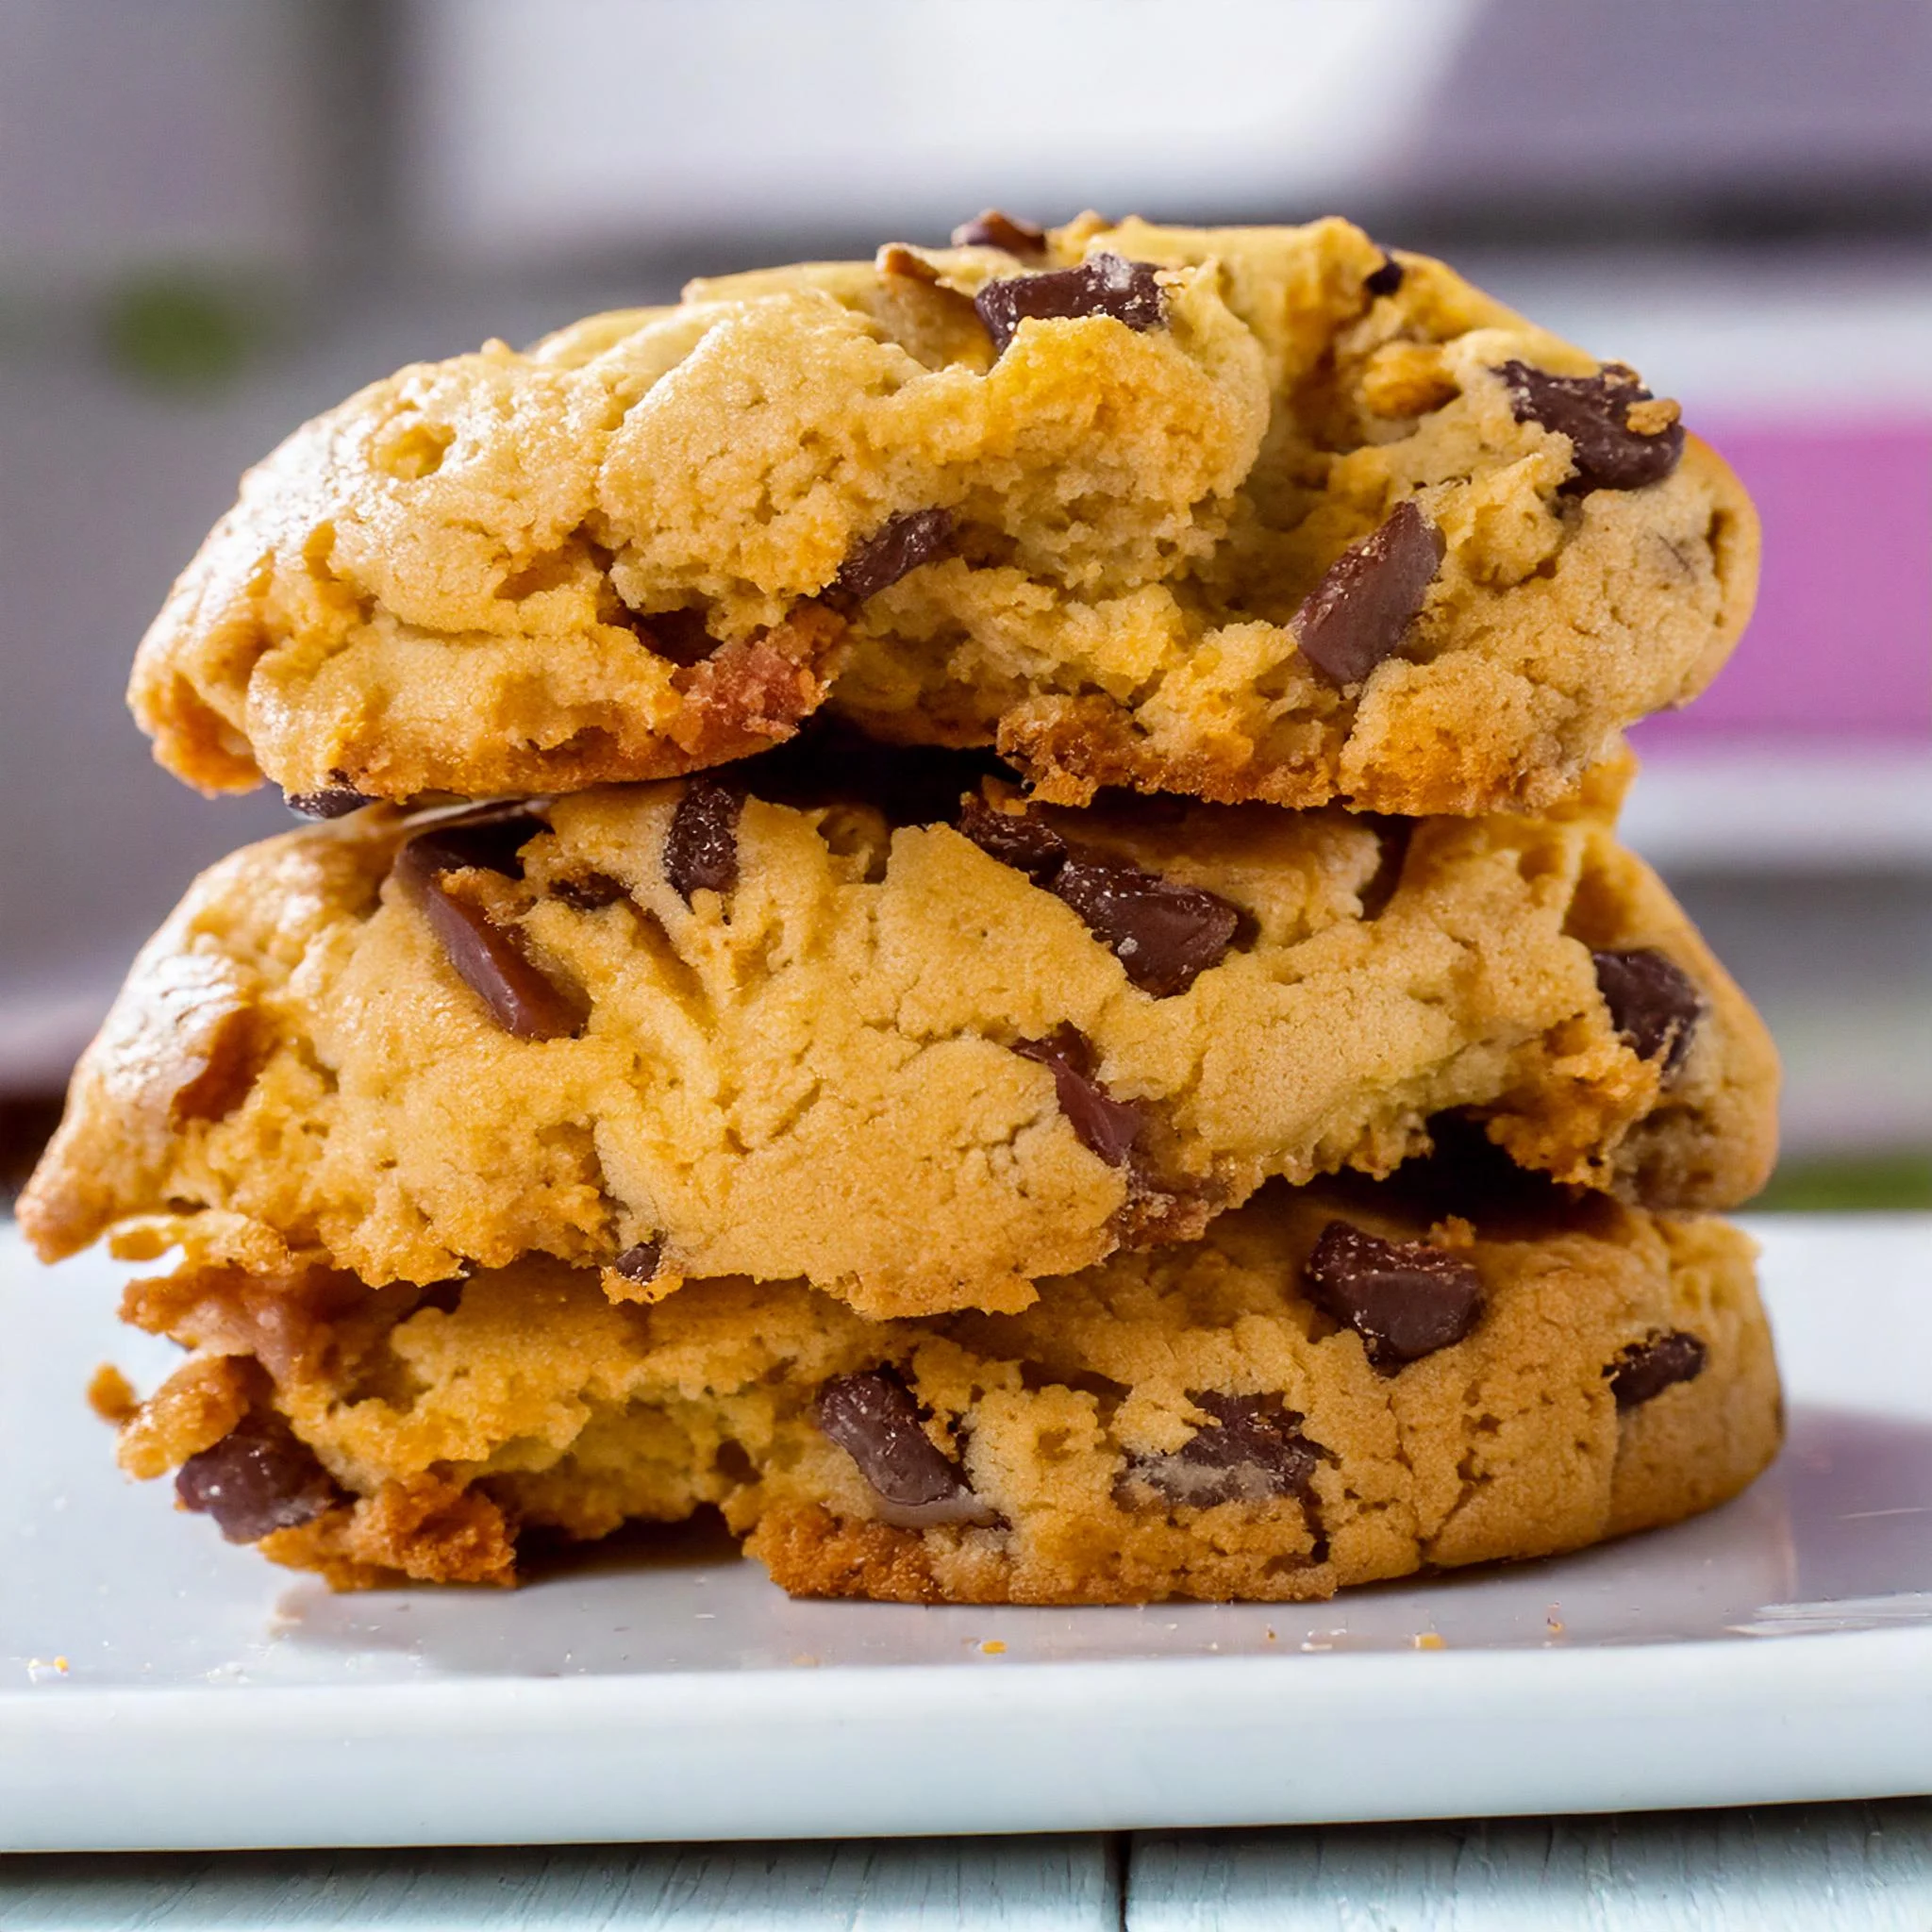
[22,214,1783,1605]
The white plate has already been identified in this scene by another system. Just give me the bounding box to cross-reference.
[4,1216,1931,1852]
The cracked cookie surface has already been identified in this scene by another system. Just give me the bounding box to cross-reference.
[106,1180,1780,1604]
[129,214,1757,814]
[22,746,1778,1316]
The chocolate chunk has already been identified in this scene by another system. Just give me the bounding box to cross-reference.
[958,793,1069,881]
[1591,948,1704,1078]
[175,1413,340,1543]
[612,1239,663,1283]
[640,608,718,668]
[831,508,957,608]
[1050,856,1241,997]
[960,798,1239,995]
[285,785,373,820]
[1291,501,1446,687]
[1498,360,1685,493]
[952,209,1047,255]
[1012,1025,1141,1167]
[1137,1392,1320,1507]
[975,253,1166,358]
[409,874,587,1041]
[397,807,549,884]
[815,1368,993,1527]
[395,824,584,1041]
[1304,1221,1485,1369]
[664,775,742,903]
[551,870,630,911]
[1364,254,1405,297]
[1607,1330,1707,1408]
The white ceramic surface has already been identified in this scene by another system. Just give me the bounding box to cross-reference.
[4,1216,1931,1852]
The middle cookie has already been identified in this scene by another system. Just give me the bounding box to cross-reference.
[22,745,1776,1315]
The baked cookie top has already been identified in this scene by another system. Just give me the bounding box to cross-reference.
[22,741,1777,1316]
[111,1179,1779,1601]
[130,213,1757,815]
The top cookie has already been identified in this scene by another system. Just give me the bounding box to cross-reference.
[132,213,1757,815]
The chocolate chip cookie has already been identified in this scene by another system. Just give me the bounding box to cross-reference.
[105,1178,1780,1602]
[130,213,1756,816]
[22,743,1777,1317]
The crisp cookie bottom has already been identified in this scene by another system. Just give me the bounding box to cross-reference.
[111,1181,1779,1606]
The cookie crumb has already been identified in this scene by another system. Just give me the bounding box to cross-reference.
[1411,1632,1446,1651]
[979,1639,1007,1655]
[86,1364,138,1425]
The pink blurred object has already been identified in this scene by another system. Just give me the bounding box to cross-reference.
[1633,420,1932,750]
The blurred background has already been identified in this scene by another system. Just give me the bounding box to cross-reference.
[0,0,1926,1206]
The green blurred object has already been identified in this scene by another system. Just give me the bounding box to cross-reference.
[1753,1151,1932,1213]
[97,268,277,391]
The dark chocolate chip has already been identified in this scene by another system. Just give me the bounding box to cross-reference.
[664,775,742,903]
[1591,948,1704,1078]
[1049,856,1241,998]
[397,807,550,884]
[1304,1221,1485,1369]
[394,825,584,1041]
[392,810,585,1038]
[831,508,957,607]
[411,876,587,1041]
[612,1239,663,1283]
[958,793,1069,881]
[1607,1330,1707,1408]
[286,786,373,820]
[1136,1391,1321,1507]
[815,1368,993,1527]
[952,209,1048,255]
[1364,254,1405,297]
[974,252,1166,358]
[1012,1025,1141,1167]
[640,608,719,668]
[551,870,630,911]
[175,1413,340,1543]
[1498,359,1686,493]
[959,798,1239,995]
[1291,501,1446,687]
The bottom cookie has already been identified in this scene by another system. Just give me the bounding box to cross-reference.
[108,1180,1779,1605]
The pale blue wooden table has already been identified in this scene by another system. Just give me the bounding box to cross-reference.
[7,1806,1932,1927]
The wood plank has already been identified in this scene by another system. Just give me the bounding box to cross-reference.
[1126,1802,1932,1929]
[0,1834,1120,1929]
